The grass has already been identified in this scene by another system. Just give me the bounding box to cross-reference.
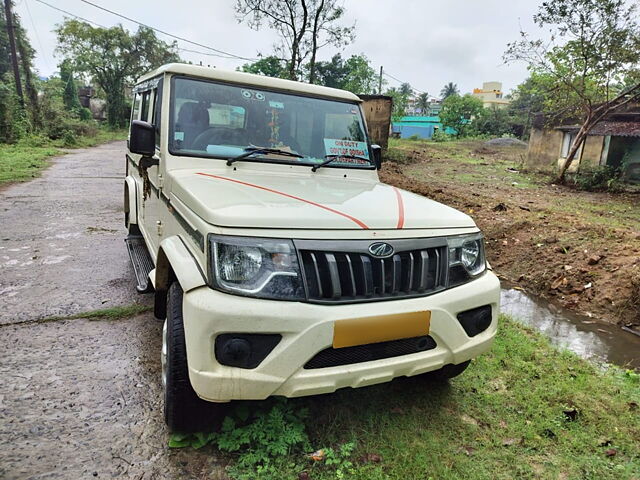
[0,128,127,185]
[175,315,640,480]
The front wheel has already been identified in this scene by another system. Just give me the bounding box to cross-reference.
[162,282,227,432]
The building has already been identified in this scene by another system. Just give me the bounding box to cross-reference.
[526,106,640,184]
[391,116,456,139]
[472,81,510,108]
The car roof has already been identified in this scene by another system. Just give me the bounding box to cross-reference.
[136,63,362,103]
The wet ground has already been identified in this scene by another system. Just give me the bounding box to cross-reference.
[0,142,145,325]
[501,287,640,369]
[0,143,222,479]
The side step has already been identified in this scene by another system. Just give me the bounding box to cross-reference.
[125,235,154,293]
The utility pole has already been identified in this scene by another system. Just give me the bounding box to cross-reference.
[378,66,383,95]
[4,0,23,105]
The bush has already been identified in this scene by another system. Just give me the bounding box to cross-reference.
[431,129,451,142]
[569,165,624,192]
[407,134,421,141]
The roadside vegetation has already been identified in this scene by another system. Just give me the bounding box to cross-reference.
[381,138,640,331]
[170,315,640,479]
[0,128,126,185]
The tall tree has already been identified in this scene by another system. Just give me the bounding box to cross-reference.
[504,0,640,182]
[399,82,413,97]
[56,20,180,127]
[235,0,354,82]
[440,82,459,99]
[416,92,430,115]
[59,59,82,113]
[439,94,483,137]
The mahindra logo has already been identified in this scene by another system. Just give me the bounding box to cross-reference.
[368,242,394,258]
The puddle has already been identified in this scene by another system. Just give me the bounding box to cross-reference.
[500,287,640,369]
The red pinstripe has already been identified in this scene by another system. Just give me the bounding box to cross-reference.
[392,187,405,228]
[195,172,370,229]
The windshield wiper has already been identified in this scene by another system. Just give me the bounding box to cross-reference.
[311,154,371,172]
[226,147,304,166]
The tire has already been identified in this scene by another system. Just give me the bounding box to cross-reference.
[425,360,471,382]
[163,282,227,432]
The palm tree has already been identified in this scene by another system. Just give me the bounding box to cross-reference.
[440,82,459,99]
[416,92,430,115]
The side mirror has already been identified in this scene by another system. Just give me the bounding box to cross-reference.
[130,120,156,157]
[371,144,383,170]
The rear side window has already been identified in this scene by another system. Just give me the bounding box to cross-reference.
[131,94,141,122]
[141,91,151,122]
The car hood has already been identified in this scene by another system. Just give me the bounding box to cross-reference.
[170,169,476,230]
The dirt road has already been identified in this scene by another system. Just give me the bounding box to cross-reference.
[0,142,221,479]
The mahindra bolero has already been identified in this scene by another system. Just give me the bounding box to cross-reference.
[124,63,500,431]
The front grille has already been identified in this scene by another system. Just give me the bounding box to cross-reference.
[304,335,437,369]
[299,245,447,303]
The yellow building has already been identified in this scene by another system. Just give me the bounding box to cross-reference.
[472,81,510,108]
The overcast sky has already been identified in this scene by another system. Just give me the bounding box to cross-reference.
[16,0,543,97]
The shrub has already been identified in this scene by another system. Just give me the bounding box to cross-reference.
[569,165,624,192]
[407,134,421,141]
[431,129,451,142]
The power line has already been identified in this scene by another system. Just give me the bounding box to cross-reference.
[382,71,427,95]
[35,0,107,28]
[24,0,51,70]
[77,0,256,61]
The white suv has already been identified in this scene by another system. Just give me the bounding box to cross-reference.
[124,63,500,431]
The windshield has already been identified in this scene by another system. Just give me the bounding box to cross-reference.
[169,76,372,168]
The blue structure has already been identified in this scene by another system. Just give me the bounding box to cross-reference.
[392,116,456,139]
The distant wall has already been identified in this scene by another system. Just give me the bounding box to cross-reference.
[359,95,392,150]
[392,124,435,139]
[526,127,563,171]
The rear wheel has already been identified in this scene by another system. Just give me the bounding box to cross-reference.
[162,282,227,432]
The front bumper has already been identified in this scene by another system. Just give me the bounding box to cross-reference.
[182,271,500,402]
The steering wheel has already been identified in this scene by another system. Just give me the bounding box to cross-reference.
[192,128,242,151]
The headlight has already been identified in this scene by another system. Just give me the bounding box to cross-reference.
[448,234,486,287]
[209,235,304,300]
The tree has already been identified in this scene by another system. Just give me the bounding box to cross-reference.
[59,59,82,113]
[399,82,413,97]
[506,74,552,138]
[385,87,409,121]
[439,94,483,137]
[235,0,355,82]
[416,92,430,115]
[473,105,512,137]
[312,53,377,93]
[56,20,180,127]
[440,82,459,99]
[504,0,640,182]
[239,55,288,78]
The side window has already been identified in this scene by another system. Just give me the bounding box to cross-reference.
[141,91,151,122]
[152,83,162,147]
[131,93,141,122]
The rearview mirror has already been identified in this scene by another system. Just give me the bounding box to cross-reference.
[130,120,156,157]
[371,144,382,170]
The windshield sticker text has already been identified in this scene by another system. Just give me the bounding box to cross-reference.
[323,139,370,160]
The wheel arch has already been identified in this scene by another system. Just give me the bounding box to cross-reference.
[154,236,207,319]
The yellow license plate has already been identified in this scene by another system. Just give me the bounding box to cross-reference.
[333,311,431,349]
